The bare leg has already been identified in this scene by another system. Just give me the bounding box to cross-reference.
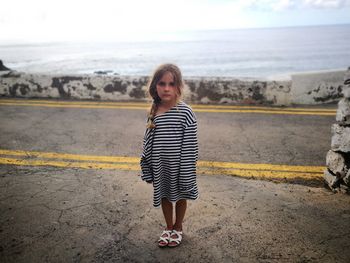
[161,198,174,230]
[173,199,187,231]
[168,199,187,247]
[159,198,174,246]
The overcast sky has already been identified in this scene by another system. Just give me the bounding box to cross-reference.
[1,0,350,43]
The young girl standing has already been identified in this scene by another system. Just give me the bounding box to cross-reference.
[140,64,199,248]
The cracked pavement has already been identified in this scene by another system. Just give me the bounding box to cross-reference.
[0,101,349,262]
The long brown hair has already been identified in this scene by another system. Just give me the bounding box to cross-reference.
[147,63,184,129]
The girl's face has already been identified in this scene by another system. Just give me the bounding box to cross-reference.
[156,72,179,105]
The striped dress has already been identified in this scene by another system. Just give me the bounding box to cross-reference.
[140,101,199,207]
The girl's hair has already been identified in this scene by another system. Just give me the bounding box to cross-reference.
[147,63,184,129]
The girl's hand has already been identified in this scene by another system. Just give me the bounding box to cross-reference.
[137,173,152,184]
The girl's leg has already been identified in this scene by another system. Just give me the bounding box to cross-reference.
[161,198,173,229]
[173,199,187,231]
[159,198,174,246]
[168,199,187,247]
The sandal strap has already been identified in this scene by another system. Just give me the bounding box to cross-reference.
[172,230,183,236]
[169,230,183,244]
[158,236,169,243]
[162,230,172,236]
[158,230,172,243]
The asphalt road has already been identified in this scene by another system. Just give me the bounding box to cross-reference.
[0,99,335,166]
[0,98,349,263]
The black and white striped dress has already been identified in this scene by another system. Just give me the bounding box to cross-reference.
[140,101,199,207]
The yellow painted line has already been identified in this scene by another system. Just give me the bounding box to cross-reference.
[193,108,334,115]
[0,157,140,170]
[0,149,324,173]
[0,149,140,163]
[0,157,322,180]
[0,149,325,182]
[0,101,334,115]
[0,98,336,112]
[198,167,323,180]
[197,160,323,173]
[193,105,335,112]
[0,99,148,107]
[0,102,147,110]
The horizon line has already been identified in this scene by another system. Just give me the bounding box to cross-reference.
[0,22,349,45]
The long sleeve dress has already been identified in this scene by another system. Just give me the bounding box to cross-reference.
[140,101,199,207]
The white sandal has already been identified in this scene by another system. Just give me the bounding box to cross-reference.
[168,230,183,247]
[158,229,172,247]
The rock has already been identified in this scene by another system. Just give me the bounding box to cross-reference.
[94,70,113,75]
[324,169,341,189]
[344,68,350,86]
[344,68,350,97]
[324,68,350,192]
[331,124,350,152]
[0,71,20,77]
[0,60,11,71]
[342,87,350,99]
[336,98,350,123]
[326,150,348,177]
[344,169,350,186]
[343,68,350,97]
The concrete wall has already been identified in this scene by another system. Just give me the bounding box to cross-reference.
[291,70,346,105]
[0,69,346,105]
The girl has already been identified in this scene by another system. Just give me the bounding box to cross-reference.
[140,63,199,248]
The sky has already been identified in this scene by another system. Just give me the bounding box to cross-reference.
[0,0,349,43]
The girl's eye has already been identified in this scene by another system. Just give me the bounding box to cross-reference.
[158,82,175,87]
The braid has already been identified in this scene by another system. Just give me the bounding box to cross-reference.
[147,100,159,129]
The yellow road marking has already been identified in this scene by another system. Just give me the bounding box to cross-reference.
[0,149,140,163]
[198,160,323,173]
[199,168,322,180]
[0,102,148,110]
[192,108,334,115]
[0,101,335,115]
[0,149,324,172]
[0,99,148,108]
[0,157,140,170]
[193,105,335,112]
[0,157,322,180]
[0,99,144,105]
[0,149,325,181]
[0,98,336,112]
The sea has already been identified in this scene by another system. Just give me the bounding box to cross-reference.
[0,24,349,80]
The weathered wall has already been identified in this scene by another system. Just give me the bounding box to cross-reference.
[0,72,149,101]
[291,70,346,104]
[184,77,291,105]
[0,69,346,105]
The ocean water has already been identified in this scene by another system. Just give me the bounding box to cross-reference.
[0,24,349,80]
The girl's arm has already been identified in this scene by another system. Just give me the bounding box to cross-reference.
[179,120,198,192]
[140,128,154,183]
[140,156,153,183]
